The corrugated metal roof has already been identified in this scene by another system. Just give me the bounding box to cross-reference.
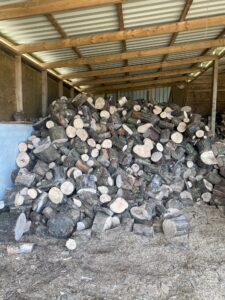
[77,41,122,57]
[53,5,118,36]
[175,26,224,44]
[123,0,185,28]
[128,55,163,66]
[34,48,78,63]
[126,34,172,51]
[0,15,60,44]
[0,0,225,90]
[187,0,225,19]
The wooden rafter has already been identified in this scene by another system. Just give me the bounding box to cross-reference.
[46,13,93,72]
[61,55,215,79]
[16,15,225,53]
[159,0,193,72]
[74,67,200,86]
[83,76,190,93]
[0,0,123,20]
[116,3,128,70]
[42,38,225,68]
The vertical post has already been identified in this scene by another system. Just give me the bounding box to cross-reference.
[70,87,75,98]
[15,55,23,112]
[42,70,48,117]
[211,59,219,136]
[58,81,63,98]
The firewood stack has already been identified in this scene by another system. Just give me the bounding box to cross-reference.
[2,93,225,241]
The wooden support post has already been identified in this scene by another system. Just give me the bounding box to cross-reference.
[70,87,75,98]
[211,59,219,136]
[42,70,48,117]
[58,81,63,98]
[15,55,23,112]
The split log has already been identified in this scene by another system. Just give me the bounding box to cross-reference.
[110,197,128,214]
[132,111,159,125]
[171,132,183,144]
[16,152,30,168]
[18,142,28,152]
[162,214,190,237]
[133,144,151,158]
[33,141,60,163]
[49,126,68,143]
[48,187,64,204]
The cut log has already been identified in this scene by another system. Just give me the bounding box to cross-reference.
[160,129,171,144]
[76,128,88,141]
[151,151,163,163]
[100,110,110,119]
[18,142,28,152]
[130,206,151,222]
[160,111,168,119]
[49,126,68,143]
[201,192,212,203]
[101,139,112,149]
[60,181,75,196]
[171,132,183,144]
[92,212,112,233]
[87,138,96,148]
[73,118,84,129]
[122,124,133,135]
[156,142,163,152]
[132,111,159,125]
[162,214,190,237]
[200,151,217,165]
[66,125,76,138]
[27,188,38,199]
[133,144,151,158]
[153,105,162,115]
[15,168,36,187]
[16,152,30,168]
[181,106,192,113]
[110,197,128,214]
[77,217,93,231]
[48,187,64,204]
[137,123,152,133]
[177,122,187,133]
[100,194,111,203]
[95,97,105,110]
[75,160,90,173]
[34,141,60,163]
[46,120,54,129]
[196,129,205,138]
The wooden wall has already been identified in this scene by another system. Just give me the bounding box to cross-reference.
[0,48,74,121]
[170,72,225,116]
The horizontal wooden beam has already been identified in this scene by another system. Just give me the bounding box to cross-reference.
[16,15,225,53]
[76,67,200,86]
[62,55,215,79]
[0,0,123,21]
[83,76,190,93]
[42,38,225,68]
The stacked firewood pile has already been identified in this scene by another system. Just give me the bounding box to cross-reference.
[2,93,225,244]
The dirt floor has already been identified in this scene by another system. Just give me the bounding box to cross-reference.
[1,205,225,300]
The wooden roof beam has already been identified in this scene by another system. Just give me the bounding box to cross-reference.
[46,13,93,73]
[0,0,123,21]
[83,76,190,93]
[16,15,225,53]
[61,55,215,79]
[42,38,225,68]
[160,0,193,66]
[75,67,201,86]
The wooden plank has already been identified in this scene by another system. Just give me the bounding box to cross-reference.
[211,59,219,136]
[15,55,23,112]
[62,55,215,79]
[58,81,63,98]
[42,38,225,68]
[0,0,123,20]
[75,67,200,86]
[41,70,48,117]
[16,15,225,53]
[83,76,190,93]
[70,87,75,98]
